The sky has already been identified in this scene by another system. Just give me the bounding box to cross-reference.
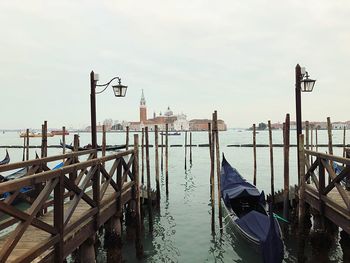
[1,1,349,129]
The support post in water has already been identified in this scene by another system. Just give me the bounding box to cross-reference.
[213,111,222,231]
[305,121,310,164]
[102,125,106,158]
[166,123,169,196]
[26,128,29,161]
[253,124,257,186]
[268,120,274,205]
[22,132,26,161]
[126,126,130,150]
[155,125,160,208]
[184,130,187,170]
[41,121,48,158]
[343,126,346,158]
[145,126,153,232]
[190,132,192,165]
[62,126,66,155]
[283,114,290,232]
[133,134,144,259]
[315,127,318,152]
[208,122,215,233]
[327,117,334,181]
[161,132,164,172]
[297,134,306,263]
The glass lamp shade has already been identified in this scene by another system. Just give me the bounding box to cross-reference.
[112,84,128,97]
[301,79,316,92]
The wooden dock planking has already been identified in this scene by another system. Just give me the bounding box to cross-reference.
[0,183,133,262]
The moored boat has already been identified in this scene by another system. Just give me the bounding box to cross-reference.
[160,131,181,136]
[221,155,284,263]
[19,131,54,138]
[51,130,70,136]
[0,150,10,165]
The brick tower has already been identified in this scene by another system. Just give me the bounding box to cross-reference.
[140,89,147,123]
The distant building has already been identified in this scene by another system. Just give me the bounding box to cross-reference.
[189,119,227,131]
[128,91,190,131]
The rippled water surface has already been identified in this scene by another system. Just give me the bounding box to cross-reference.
[0,129,346,262]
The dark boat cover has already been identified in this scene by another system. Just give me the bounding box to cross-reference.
[221,155,284,263]
[221,155,260,205]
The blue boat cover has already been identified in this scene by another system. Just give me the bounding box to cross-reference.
[221,155,284,263]
[221,156,260,205]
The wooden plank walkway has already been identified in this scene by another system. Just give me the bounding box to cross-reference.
[0,137,144,263]
[0,184,132,262]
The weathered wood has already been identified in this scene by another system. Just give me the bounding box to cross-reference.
[327,117,334,182]
[133,134,143,259]
[190,132,192,165]
[343,127,346,158]
[316,127,319,152]
[54,174,64,263]
[154,125,160,208]
[253,124,257,186]
[62,126,66,156]
[165,123,169,196]
[283,114,290,224]
[208,122,215,233]
[102,125,106,159]
[145,127,153,232]
[268,120,275,205]
[297,134,306,263]
[26,129,29,161]
[305,121,310,164]
[126,126,129,151]
[213,111,222,230]
[161,132,164,172]
[184,131,187,170]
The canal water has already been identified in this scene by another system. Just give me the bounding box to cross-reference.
[0,129,345,262]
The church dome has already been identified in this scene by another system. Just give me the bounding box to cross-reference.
[164,106,173,117]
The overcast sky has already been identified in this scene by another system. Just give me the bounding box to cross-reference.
[1,1,349,129]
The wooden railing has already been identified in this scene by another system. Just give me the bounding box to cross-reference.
[303,149,350,215]
[0,144,139,263]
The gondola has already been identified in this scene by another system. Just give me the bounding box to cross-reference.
[0,161,64,203]
[160,132,181,136]
[0,150,10,165]
[60,140,126,152]
[221,155,284,263]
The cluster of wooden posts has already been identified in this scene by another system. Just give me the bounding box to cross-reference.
[0,119,176,263]
[208,110,223,233]
[251,114,350,262]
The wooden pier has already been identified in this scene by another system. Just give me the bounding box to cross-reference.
[301,147,350,233]
[0,137,143,262]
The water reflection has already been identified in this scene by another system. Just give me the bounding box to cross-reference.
[183,169,196,203]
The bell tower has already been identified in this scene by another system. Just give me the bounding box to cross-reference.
[140,89,147,123]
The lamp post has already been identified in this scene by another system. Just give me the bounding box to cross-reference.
[90,70,128,151]
[295,64,316,182]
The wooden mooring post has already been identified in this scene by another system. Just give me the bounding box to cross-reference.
[145,126,153,232]
[126,126,130,150]
[268,120,274,205]
[184,131,187,170]
[213,111,222,231]
[283,114,290,231]
[26,129,29,161]
[165,123,169,196]
[62,126,66,155]
[154,125,160,208]
[343,127,346,158]
[41,121,48,158]
[327,117,334,183]
[161,132,164,172]
[253,124,257,186]
[208,122,215,233]
[190,132,192,165]
[305,121,310,164]
[22,134,26,162]
[316,127,319,152]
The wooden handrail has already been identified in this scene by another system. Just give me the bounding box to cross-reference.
[305,149,350,165]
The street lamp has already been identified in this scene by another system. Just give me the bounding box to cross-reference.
[295,64,316,182]
[90,70,127,150]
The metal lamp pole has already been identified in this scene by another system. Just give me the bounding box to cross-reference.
[295,64,302,183]
[90,70,98,151]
